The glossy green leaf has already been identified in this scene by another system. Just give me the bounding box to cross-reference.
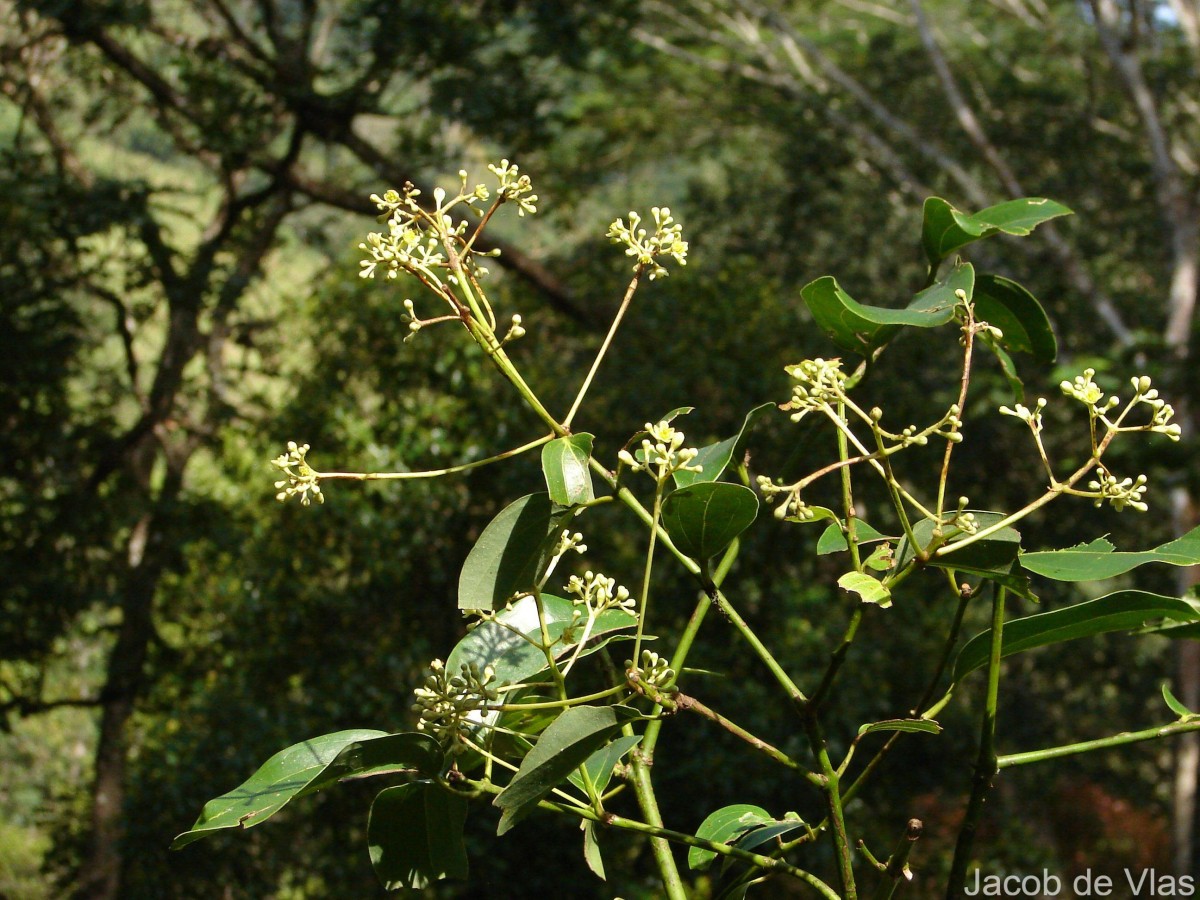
[567,734,641,795]
[801,275,960,355]
[857,718,942,738]
[448,594,636,687]
[494,706,640,834]
[172,729,388,848]
[458,493,575,611]
[688,804,773,871]
[1020,525,1200,582]
[973,274,1057,363]
[661,482,759,560]
[368,782,468,889]
[582,819,606,880]
[895,511,1022,576]
[1163,683,1196,718]
[953,591,1200,682]
[838,571,892,608]
[922,196,1072,265]
[816,519,889,555]
[542,434,595,506]
[674,403,775,488]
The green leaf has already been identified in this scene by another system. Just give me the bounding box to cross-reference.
[838,571,893,608]
[542,434,595,506]
[922,196,1072,266]
[458,493,575,611]
[801,275,960,356]
[582,820,606,881]
[567,734,642,795]
[893,511,1034,599]
[493,706,640,834]
[674,403,775,489]
[368,783,468,889]
[1163,683,1196,718]
[1020,525,1200,582]
[857,718,942,738]
[688,804,773,871]
[1163,683,1195,718]
[448,594,636,687]
[953,591,1200,682]
[816,519,889,555]
[730,816,807,855]
[661,482,759,561]
[172,729,388,848]
[973,274,1057,363]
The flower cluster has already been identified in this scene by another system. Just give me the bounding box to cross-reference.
[488,159,538,215]
[783,358,847,421]
[271,441,323,505]
[564,570,635,615]
[412,659,501,744]
[628,649,676,690]
[756,478,817,521]
[1088,468,1149,513]
[607,207,688,280]
[618,421,702,480]
[999,397,1048,433]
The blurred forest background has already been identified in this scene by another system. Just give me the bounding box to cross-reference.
[2,0,1199,896]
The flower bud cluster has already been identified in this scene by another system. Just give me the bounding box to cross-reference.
[618,421,702,480]
[488,159,539,216]
[1088,468,1149,513]
[1128,375,1182,439]
[999,398,1047,433]
[412,659,501,744]
[627,650,676,690]
[783,358,847,421]
[607,207,688,280]
[565,570,635,615]
[756,478,815,521]
[271,441,323,505]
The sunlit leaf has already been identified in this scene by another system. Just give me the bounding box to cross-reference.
[662,482,758,560]
[953,591,1200,682]
[1020,526,1200,582]
[688,804,773,871]
[458,493,576,611]
[542,434,595,506]
[674,403,774,488]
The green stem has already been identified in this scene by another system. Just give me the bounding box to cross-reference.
[714,589,809,710]
[629,753,687,900]
[563,268,643,428]
[633,479,665,662]
[805,715,857,898]
[998,718,1200,768]
[317,433,553,481]
[640,537,740,758]
[945,587,1007,900]
[491,683,628,712]
[674,692,811,776]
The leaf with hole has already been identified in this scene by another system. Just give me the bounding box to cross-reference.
[838,571,892,608]
[662,482,759,560]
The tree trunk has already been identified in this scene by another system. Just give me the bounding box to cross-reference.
[74,458,185,900]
